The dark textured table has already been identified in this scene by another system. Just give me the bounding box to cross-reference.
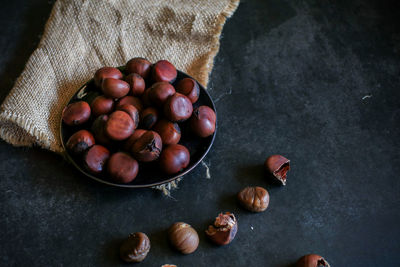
[1,0,399,266]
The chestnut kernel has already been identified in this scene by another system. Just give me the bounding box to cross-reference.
[116,96,143,112]
[153,119,181,145]
[62,101,91,126]
[238,186,270,212]
[125,73,145,96]
[83,145,110,174]
[264,154,290,185]
[105,111,135,141]
[176,78,200,103]
[116,104,139,129]
[159,144,190,174]
[131,131,162,162]
[107,152,139,183]
[205,212,237,246]
[91,115,111,145]
[94,67,123,87]
[189,106,216,137]
[164,93,193,122]
[152,60,177,83]
[168,222,199,254]
[296,254,330,267]
[148,82,176,107]
[126,57,152,79]
[120,232,150,263]
[140,107,158,129]
[90,96,114,117]
[101,78,130,99]
[123,129,147,151]
[66,130,95,155]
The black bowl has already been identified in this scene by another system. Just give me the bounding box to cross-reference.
[60,69,216,188]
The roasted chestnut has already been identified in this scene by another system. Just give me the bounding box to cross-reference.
[176,78,200,103]
[94,67,123,87]
[120,232,150,263]
[189,106,216,137]
[91,114,111,145]
[107,152,139,183]
[131,131,162,162]
[205,212,237,246]
[90,95,114,117]
[66,130,95,155]
[123,129,147,151]
[238,186,269,212]
[116,96,143,112]
[152,60,177,83]
[264,154,290,185]
[101,78,130,99]
[153,119,181,145]
[168,222,199,254]
[125,57,152,79]
[105,111,135,141]
[159,144,190,174]
[296,254,330,267]
[62,101,91,126]
[164,93,193,122]
[116,104,139,129]
[125,73,145,96]
[140,107,158,129]
[83,145,110,174]
[148,82,176,107]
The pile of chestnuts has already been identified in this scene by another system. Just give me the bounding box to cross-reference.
[62,58,216,183]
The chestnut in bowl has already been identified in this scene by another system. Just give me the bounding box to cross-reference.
[189,105,216,137]
[148,82,175,108]
[105,111,135,141]
[90,95,114,117]
[152,60,177,83]
[125,73,145,96]
[101,78,130,99]
[164,93,193,122]
[107,152,139,183]
[176,78,199,103]
[140,107,158,129]
[94,67,123,87]
[62,101,91,126]
[159,144,190,175]
[125,57,152,79]
[131,131,162,162]
[66,129,95,155]
[83,145,110,174]
[153,119,181,145]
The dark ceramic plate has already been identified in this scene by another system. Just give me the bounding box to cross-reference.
[60,69,216,188]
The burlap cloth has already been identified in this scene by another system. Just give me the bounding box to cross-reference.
[0,0,239,153]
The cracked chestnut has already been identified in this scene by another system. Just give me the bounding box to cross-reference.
[116,96,143,112]
[238,186,270,212]
[205,212,237,246]
[62,101,91,126]
[153,119,181,145]
[296,254,330,267]
[164,93,193,122]
[123,129,147,151]
[152,60,177,83]
[125,73,145,96]
[168,222,199,254]
[94,67,123,87]
[116,104,139,129]
[189,105,216,138]
[131,130,162,162]
[264,154,290,185]
[66,130,95,155]
[148,82,176,107]
[176,78,200,103]
[101,78,130,99]
[90,96,114,117]
[83,145,110,174]
[107,152,139,183]
[159,144,190,174]
[105,111,135,141]
[120,232,150,263]
[125,57,152,79]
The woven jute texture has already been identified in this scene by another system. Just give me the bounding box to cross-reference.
[0,0,239,153]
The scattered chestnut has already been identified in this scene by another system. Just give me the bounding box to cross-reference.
[205,212,237,246]
[90,95,114,117]
[153,119,181,145]
[107,152,139,183]
[116,104,139,129]
[125,73,145,96]
[176,78,200,103]
[238,186,270,212]
[296,254,330,267]
[152,60,177,83]
[105,111,134,141]
[66,130,95,155]
[116,96,143,112]
[91,114,111,145]
[164,93,193,122]
[101,78,130,99]
[132,131,162,162]
[140,107,158,129]
[125,57,152,79]
[119,232,150,263]
[94,67,123,87]
[168,222,199,254]
[83,145,110,174]
[62,101,91,126]
[189,105,216,137]
[123,129,147,151]
[264,154,290,185]
[159,144,190,174]
[148,82,176,107]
